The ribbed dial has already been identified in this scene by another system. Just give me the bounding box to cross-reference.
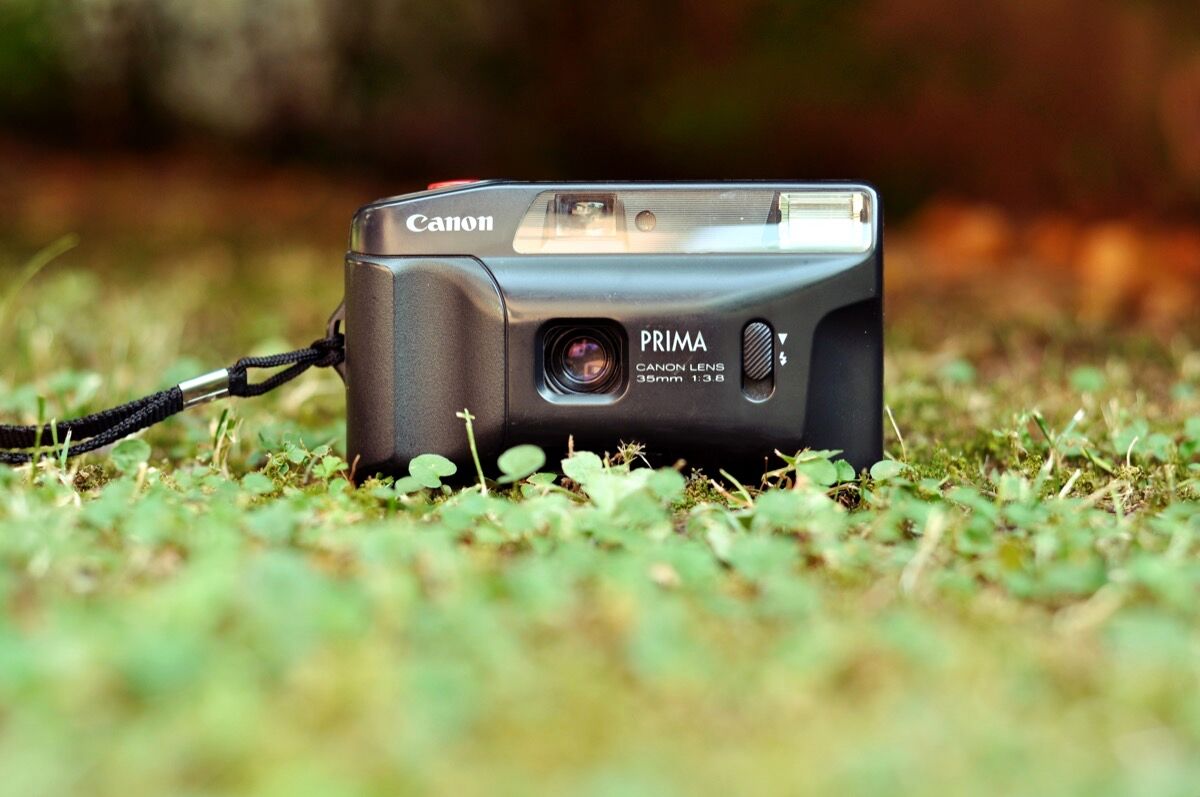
[742,321,774,381]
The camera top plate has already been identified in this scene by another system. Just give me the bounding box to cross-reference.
[350,181,880,259]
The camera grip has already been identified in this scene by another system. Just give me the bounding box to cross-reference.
[344,255,505,478]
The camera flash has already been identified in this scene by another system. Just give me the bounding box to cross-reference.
[777,191,873,252]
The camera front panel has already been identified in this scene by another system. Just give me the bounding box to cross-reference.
[489,253,879,471]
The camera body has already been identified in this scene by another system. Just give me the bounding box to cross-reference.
[339,181,883,480]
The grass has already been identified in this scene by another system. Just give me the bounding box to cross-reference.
[0,220,1199,797]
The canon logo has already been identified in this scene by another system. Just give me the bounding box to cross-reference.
[640,329,708,353]
[405,214,495,233]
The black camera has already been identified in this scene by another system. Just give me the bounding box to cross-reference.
[335,181,883,479]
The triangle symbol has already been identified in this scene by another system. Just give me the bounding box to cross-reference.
[778,332,789,344]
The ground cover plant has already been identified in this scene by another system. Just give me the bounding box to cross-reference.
[1,206,1199,796]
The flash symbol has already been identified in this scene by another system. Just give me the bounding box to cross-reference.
[779,352,788,366]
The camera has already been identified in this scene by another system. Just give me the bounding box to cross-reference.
[334,181,883,480]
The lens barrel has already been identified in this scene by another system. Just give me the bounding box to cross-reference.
[543,323,625,395]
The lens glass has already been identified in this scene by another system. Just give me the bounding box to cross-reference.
[561,336,611,384]
[542,322,625,397]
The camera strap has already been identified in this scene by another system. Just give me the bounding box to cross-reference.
[0,333,345,465]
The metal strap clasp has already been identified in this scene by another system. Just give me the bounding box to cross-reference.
[179,369,230,408]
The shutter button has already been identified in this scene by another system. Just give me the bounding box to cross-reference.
[427,179,482,190]
[742,321,774,401]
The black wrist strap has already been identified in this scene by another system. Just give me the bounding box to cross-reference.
[0,333,344,466]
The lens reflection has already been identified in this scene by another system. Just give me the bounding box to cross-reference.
[562,336,611,384]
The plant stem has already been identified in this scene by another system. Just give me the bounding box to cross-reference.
[457,408,487,495]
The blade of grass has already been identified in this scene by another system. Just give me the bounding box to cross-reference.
[718,469,755,507]
[0,234,79,333]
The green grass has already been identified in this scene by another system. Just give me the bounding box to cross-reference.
[1,234,1199,797]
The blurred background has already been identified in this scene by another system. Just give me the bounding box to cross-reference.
[0,0,1198,373]
[4,0,1200,212]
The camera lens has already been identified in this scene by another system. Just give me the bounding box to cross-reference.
[543,323,625,396]
[561,336,613,385]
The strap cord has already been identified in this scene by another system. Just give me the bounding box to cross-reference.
[0,333,344,466]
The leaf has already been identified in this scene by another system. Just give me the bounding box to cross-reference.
[796,458,838,487]
[562,451,604,485]
[1069,366,1106,393]
[938,358,976,385]
[834,459,857,482]
[870,459,907,482]
[754,490,807,529]
[1182,418,1200,459]
[580,471,621,510]
[393,476,426,494]
[497,445,546,484]
[795,449,843,462]
[315,455,346,480]
[647,468,686,501]
[409,453,458,489]
[246,502,296,542]
[706,524,735,563]
[369,485,395,501]
[241,472,276,495]
[111,438,152,473]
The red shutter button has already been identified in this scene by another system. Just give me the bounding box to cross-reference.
[427,179,482,190]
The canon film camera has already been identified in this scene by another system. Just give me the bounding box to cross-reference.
[333,181,883,480]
